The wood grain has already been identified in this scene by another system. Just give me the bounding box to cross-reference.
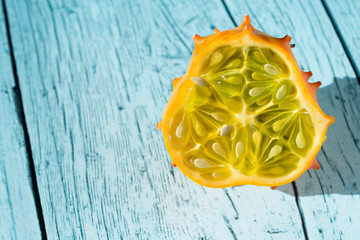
[4,0,311,239]
[323,0,360,77]
[224,0,360,239]
[0,2,42,239]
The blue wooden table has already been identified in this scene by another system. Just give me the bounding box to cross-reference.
[1,0,359,239]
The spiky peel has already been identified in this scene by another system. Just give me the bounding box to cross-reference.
[158,15,334,188]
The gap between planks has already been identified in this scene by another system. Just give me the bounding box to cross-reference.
[2,0,48,239]
[292,182,309,240]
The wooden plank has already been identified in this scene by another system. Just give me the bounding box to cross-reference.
[323,0,360,77]
[5,0,309,239]
[224,0,360,239]
[0,3,42,240]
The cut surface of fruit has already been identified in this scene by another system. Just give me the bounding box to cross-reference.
[158,15,334,188]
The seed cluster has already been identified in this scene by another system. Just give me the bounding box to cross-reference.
[169,46,315,180]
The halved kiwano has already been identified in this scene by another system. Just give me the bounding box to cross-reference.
[158,15,334,188]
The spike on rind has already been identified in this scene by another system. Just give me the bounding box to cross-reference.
[311,81,321,90]
[156,121,162,130]
[214,28,221,34]
[171,161,177,167]
[308,81,321,104]
[308,158,320,170]
[298,70,321,105]
[270,186,277,190]
[303,71,313,81]
[238,15,256,36]
[282,35,292,43]
[193,34,205,44]
[172,76,183,87]
[239,14,251,29]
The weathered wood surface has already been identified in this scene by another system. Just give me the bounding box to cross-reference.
[4,0,312,239]
[323,0,360,77]
[0,2,42,240]
[224,0,360,239]
[3,0,360,239]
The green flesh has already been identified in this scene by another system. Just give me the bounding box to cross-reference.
[169,45,316,181]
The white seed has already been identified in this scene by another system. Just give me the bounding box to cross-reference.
[191,77,207,86]
[194,158,211,168]
[211,112,227,122]
[269,145,283,158]
[210,51,223,66]
[212,143,225,156]
[236,142,244,158]
[252,131,261,145]
[276,85,287,100]
[220,125,231,136]
[175,121,184,138]
[273,119,286,131]
[264,63,280,75]
[249,87,264,97]
[296,132,306,148]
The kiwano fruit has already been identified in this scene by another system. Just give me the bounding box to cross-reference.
[157,15,334,188]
